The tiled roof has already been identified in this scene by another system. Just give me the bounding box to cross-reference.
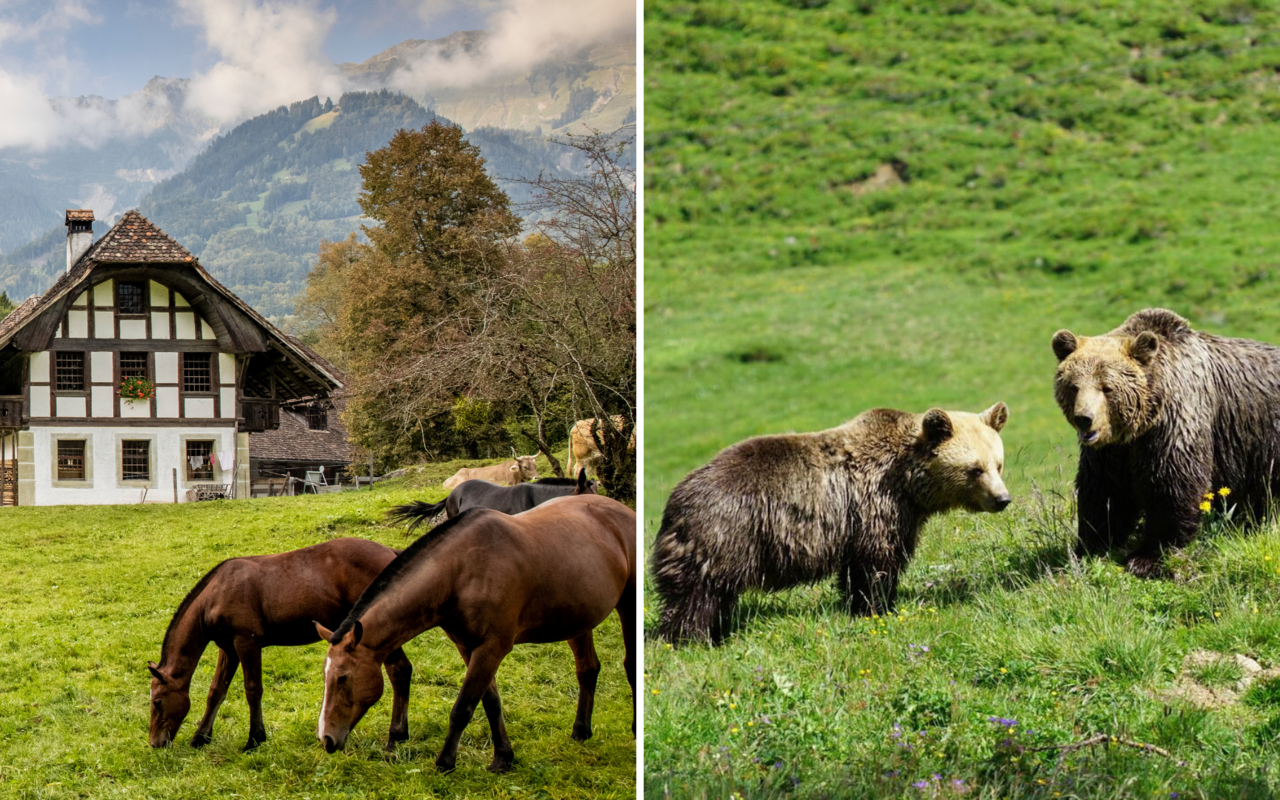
[65,209,94,222]
[249,401,355,465]
[82,209,194,263]
[0,295,43,343]
[0,210,341,392]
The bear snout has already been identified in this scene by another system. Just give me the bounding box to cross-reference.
[991,493,1012,511]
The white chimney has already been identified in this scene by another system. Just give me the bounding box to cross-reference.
[65,209,94,272]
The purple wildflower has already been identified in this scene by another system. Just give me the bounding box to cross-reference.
[912,781,929,789]
[987,716,1017,727]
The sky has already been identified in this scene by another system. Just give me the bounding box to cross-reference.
[0,0,634,148]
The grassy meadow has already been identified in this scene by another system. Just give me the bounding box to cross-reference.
[643,0,1280,796]
[0,457,635,799]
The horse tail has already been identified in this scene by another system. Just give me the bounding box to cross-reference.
[385,499,448,532]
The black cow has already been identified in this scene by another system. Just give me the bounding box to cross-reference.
[386,471,598,531]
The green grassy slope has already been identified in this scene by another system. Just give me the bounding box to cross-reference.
[0,483,634,799]
[644,1,1280,796]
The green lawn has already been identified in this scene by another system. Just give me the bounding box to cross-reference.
[0,472,634,799]
[644,0,1280,796]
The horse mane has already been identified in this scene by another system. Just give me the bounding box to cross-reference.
[533,477,579,486]
[329,511,476,643]
[158,560,229,667]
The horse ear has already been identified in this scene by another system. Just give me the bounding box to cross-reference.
[148,662,166,683]
[576,469,587,493]
[314,621,334,642]
[349,621,363,649]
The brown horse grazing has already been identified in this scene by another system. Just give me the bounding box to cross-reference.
[314,494,636,773]
[148,537,414,751]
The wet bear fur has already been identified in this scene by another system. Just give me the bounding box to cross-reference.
[1052,308,1280,577]
[652,404,1010,644]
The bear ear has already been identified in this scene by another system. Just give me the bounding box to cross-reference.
[1051,330,1078,362]
[980,402,1009,432]
[1129,331,1159,366]
[921,409,954,444]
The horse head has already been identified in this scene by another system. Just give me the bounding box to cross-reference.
[147,662,191,748]
[314,620,383,752]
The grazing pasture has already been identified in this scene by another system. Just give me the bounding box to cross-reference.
[0,459,634,799]
[645,0,1280,796]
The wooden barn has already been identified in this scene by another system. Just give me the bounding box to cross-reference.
[0,209,343,505]
[248,393,356,494]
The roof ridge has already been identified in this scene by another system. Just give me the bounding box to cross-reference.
[80,209,194,265]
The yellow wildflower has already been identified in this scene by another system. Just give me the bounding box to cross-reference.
[1204,492,1215,500]
[1219,487,1231,496]
[1199,501,1212,512]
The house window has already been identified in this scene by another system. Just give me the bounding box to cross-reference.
[307,405,327,431]
[117,281,146,315]
[121,440,149,481]
[186,440,214,480]
[183,353,211,392]
[57,440,85,480]
[120,352,149,379]
[55,352,85,391]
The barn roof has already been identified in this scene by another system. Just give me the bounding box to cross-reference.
[0,210,341,395]
[249,401,356,466]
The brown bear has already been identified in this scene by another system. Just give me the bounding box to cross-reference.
[1052,308,1280,577]
[652,403,1011,644]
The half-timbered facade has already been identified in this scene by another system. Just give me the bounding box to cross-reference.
[0,209,342,505]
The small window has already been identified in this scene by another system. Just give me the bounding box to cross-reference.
[117,281,146,315]
[55,352,85,391]
[186,440,214,480]
[183,353,211,393]
[57,440,85,480]
[122,440,149,481]
[120,352,149,380]
[307,405,327,431]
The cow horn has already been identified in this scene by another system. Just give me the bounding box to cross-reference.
[510,446,516,458]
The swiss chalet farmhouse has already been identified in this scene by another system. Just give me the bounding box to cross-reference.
[0,210,341,505]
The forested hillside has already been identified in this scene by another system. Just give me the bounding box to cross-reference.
[0,91,581,319]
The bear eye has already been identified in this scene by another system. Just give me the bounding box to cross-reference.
[1100,384,1112,395]
[968,466,984,479]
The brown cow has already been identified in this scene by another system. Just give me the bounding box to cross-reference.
[442,451,539,491]
[566,416,635,478]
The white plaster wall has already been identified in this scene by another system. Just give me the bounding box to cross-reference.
[30,351,49,382]
[120,399,150,418]
[94,311,113,338]
[156,387,179,418]
[149,281,168,306]
[91,386,114,417]
[72,291,87,307]
[185,397,214,418]
[93,280,113,306]
[68,310,88,338]
[55,396,86,417]
[31,425,237,505]
[219,353,235,381]
[30,386,50,417]
[175,312,195,339]
[175,292,190,307]
[151,313,169,339]
[119,319,146,339]
[220,388,236,418]
[155,352,178,383]
[90,352,112,382]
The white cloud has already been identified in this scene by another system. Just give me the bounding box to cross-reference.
[0,0,97,45]
[388,0,634,92]
[176,0,346,124]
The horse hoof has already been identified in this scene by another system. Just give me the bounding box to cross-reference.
[243,737,266,752]
[487,754,514,773]
[435,757,456,773]
[190,734,211,748]
[571,724,593,742]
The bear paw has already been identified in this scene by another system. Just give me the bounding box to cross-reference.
[1124,555,1168,579]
